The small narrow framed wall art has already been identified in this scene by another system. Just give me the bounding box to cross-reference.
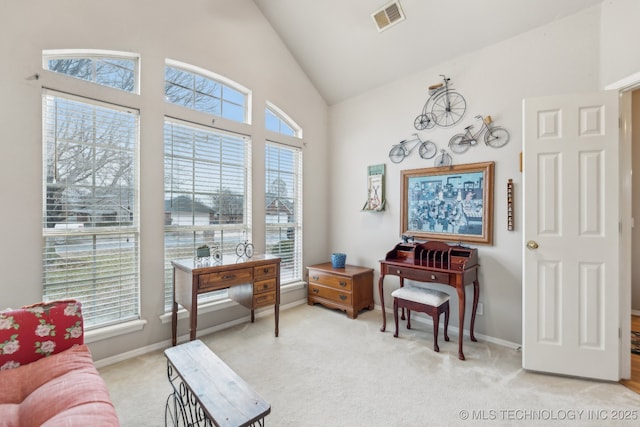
[362,164,386,211]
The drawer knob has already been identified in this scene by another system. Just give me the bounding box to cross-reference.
[263,268,270,273]
[263,284,269,289]
[396,270,401,275]
[312,275,319,281]
[431,274,436,280]
[339,295,347,301]
[312,288,319,294]
[339,281,347,287]
[223,274,235,280]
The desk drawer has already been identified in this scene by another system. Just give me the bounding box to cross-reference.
[308,271,352,291]
[308,284,352,305]
[254,278,276,294]
[254,264,278,280]
[199,268,253,291]
[253,291,276,308]
[387,266,449,284]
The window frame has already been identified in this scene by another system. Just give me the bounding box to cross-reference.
[42,89,141,330]
[165,59,252,124]
[264,102,303,285]
[163,117,253,310]
[265,101,302,138]
[43,49,140,94]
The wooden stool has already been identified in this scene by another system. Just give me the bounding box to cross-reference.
[392,286,450,352]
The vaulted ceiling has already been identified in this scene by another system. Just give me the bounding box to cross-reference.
[253,0,603,105]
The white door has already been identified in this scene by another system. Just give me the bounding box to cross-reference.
[522,91,620,381]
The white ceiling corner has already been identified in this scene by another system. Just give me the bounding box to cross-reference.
[252,0,604,105]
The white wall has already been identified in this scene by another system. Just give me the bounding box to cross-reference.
[0,0,329,360]
[600,0,640,88]
[328,6,603,345]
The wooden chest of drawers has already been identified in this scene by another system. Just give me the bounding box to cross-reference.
[307,263,374,319]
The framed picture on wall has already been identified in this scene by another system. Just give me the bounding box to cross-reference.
[400,161,494,245]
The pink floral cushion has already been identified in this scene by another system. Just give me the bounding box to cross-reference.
[0,300,84,370]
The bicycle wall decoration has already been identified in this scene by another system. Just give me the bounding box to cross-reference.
[388,133,436,164]
[414,74,466,130]
[448,115,510,153]
[387,73,511,166]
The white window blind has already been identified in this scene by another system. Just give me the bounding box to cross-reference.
[42,91,140,328]
[265,142,302,283]
[164,119,251,309]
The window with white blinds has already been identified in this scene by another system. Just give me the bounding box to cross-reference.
[163,119,252,309]
[265,142,302,283]
[42,91,140,329]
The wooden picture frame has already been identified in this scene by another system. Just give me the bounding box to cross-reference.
[400,161,494,245]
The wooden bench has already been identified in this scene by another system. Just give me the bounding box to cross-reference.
[164,339,270,427]
[392,286,450,353]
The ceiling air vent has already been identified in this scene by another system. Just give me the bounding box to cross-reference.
[371,1,405,32]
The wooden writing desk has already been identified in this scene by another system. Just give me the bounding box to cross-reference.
[379,241,479,360]
[171,255,281,346]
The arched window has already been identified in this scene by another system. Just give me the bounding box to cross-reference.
[265,102,301,137]
[43,49,138,93]
[165,60,250,123]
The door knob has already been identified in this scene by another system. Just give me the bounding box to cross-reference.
[526,240,539,250]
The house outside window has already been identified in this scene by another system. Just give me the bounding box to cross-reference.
[163,122,251,309]
[264,103,303,284]
[42,90,140,329]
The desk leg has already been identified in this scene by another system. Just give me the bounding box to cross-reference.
[275,304,280,337]
[399,277,406,321]
[171,301,178,346]
[456,286,466,361]
[378,274,386,332]
[470,279,479,342]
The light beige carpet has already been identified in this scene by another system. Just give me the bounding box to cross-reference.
[100,304,640,426]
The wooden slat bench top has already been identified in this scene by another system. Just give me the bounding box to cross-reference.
[164,339,270,427]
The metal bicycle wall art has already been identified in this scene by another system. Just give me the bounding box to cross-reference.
[400,161,495,245]
[448,115,510,153]
[388,133,437,163]
[414,74,467,130]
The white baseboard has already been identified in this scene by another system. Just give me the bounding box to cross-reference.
[93,299,306,369]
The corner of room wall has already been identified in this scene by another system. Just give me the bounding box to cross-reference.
[327,6,603,345]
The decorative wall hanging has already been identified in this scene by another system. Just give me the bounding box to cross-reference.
[507,179,514,231]
[388,133,436,163]
[362,164,386,211]
[414,74,466,129]
[448,115,510,153]
[433,149,453,167]
[400,161,494,245]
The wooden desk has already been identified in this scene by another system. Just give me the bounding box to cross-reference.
[164,339,270,426]
[378,242,480,360]
[171,255,281,346]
